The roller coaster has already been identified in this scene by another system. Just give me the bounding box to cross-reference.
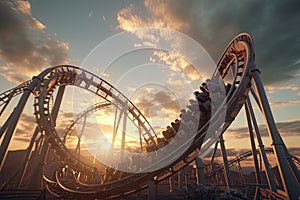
[0,33,299,199]
[205,147,300,187]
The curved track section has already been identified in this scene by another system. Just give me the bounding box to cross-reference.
[33,66,158,173]
[61,102,112,144]
[0,80,31,116]
[0,33,255,198]
[36,33,256,199]
[0,80,31,106]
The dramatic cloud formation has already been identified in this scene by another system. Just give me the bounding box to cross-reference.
[117,0,191,31]
[117,0,300,85]
[132,89,181,120]
[0,1,69,83]
[151,51,201,81]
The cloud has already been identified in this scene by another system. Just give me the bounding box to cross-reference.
[265,85,300,95]
[13,137,31,143]
[270,99,300,109]
[13,112,36,140]
[133,90,181,119]
[152,51,201,82]
[226,120,300,139]
[116,1,207,84]
[204,148,244,158]
[116,0,300,85]
[0,0,69,83]
[60,111,74,119]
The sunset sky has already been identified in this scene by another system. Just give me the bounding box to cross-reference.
[0,0,300,165]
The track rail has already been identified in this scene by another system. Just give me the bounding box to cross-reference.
[0,33,258,199]
[0,80,31,107]
[207,147,300,174]
[38,33,256,199]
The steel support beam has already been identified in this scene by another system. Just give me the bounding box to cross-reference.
[76,115,87,158]
[0,79,38,172]
[219,135,232,190]
[25,85,65,190]
[16,126,40,189]
[183,167,189,191]
[169,175,174,192]
[121,102,128,151]
[246,97,277,191]
[252,68,300,199]
[244,102,261,185]
[148,178,156,200]
[196,157,206,187]
[178,169,184,190]
[120,101,128,161]
[210,142,219,164]
[237,161,245,185]
[138,123,143,152]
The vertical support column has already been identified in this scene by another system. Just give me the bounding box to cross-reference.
[244,102,261,185]
[210,142,218,185]
[250,87,262,111]
[252,68,300,199]
[282,143,300,184]
[196,157,206,188]
[35,134,44,154]
[138,123,143,152]
[183,167,189,191]
[251,86,300,184]
[178,169,184,191]
[26,139,49,190]
[0,79,38,172]
[237,161,245,185]
[25,85,65,190]
[219,135,232,191]
[76,116,87,159]
[148,178,156,200]
[211,163,216,186]
[259,152,262,172]
[246,98,276,191]
[16,127,40,189]
[111,106,118,148]
[169,175,174,192]
[245,184,251,200]
[121,101,128,160]
[210,142,218,163]
[49,85,65,122]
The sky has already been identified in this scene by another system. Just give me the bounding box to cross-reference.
[0,0,300,166]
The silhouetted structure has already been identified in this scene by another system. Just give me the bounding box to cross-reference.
[0,33,299,199]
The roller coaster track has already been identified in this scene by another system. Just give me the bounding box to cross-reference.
[1,33,254,198]
[207,147,300,174]
[0,80,31,116]
[0,33,299,199]
[53,32,252,198]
